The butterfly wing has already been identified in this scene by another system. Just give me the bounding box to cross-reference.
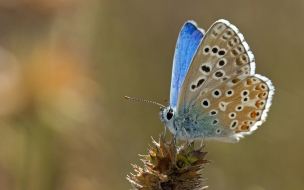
[176,19,274,142]
[170,21,205,108]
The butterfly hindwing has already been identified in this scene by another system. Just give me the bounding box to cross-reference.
[194,74,274,142]
[170,21,205,107]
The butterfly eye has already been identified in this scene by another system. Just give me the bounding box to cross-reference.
[166,109,174,120]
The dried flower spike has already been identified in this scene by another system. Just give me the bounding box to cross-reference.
[127,134,210,190]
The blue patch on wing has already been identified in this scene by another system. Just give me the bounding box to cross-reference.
[170,21,204,107]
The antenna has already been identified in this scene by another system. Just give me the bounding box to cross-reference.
[124,96,166,108]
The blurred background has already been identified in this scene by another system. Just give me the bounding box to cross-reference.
[0,0,303,189]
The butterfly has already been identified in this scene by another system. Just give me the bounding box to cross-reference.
[159,19,274,142]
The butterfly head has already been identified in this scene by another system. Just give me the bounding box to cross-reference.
[159,106,177,135]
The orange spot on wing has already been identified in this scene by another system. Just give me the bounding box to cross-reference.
[236,58,243,66]
[255,85,262,90]
[258,92,264,98]
[241,125,249,130]
[232,49,238,56]
[255,101,261,108]
[251,111,257,118]
[232,78,240,83]
[247,79,252,85]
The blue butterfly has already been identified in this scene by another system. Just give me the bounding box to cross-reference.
[159,20,274,142]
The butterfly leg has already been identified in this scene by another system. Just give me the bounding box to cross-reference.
[200,137,204,147]
[163,124,167,137]
[182,127,192,145]
[173,133,178,146]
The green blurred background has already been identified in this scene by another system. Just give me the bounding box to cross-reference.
[0,0,303,189]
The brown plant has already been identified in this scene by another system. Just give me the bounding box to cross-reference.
[127,135,210,190]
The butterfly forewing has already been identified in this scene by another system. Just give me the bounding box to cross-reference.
[170,21,205,108]
[175,19,274,141]
[178,20,254,107]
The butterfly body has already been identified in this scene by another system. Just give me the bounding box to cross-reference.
[160,19,274,142]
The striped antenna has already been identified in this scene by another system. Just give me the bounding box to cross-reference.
[124,96,166,108]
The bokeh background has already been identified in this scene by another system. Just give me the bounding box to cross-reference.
[0,0,303,189]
